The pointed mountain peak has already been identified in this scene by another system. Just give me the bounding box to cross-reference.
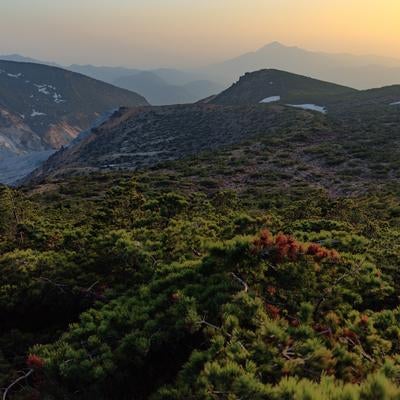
[258,42,301,53]
[267,41,286,48]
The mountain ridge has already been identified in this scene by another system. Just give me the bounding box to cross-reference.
[24,102,309,182]
[211,68,357,106]
[0,59,148,157]
[24,68,400,186]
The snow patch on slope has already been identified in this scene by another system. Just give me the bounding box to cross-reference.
[7,72,22,78]
[260,96,281,103]
[287,104,327,114]
[34,84,50,95]
[33,83,66,103]
[53,93,66,104]
[31,110,47,117]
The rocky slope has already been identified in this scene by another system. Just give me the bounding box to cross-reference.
[0,60,148,156]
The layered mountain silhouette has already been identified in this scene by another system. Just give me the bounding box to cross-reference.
[113,72,224,105]
[4,42,400,105]
[0,54,59,66]
[201,42,400,89]
[70,66,223,105]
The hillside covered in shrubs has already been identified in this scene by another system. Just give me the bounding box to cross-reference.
[1,136,400,399]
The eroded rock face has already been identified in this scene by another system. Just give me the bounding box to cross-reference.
[0,106,43,155]
[42,121,81,149]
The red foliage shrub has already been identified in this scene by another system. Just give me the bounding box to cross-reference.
[306,243,320,256]
[275,233,289,247]
[27,354,45,370]
[266,303,280,319]
[252,230,274,251]
[253,230,341,265]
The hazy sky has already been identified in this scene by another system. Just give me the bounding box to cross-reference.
[1,0,400,68]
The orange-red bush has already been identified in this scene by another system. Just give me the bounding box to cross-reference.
[27,354,45,369]
[253,230,340,264]
[266,303,280,319]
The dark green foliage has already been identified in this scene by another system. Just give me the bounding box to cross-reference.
[2,152,400,399]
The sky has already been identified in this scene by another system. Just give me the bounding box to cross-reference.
[1,0,400,68]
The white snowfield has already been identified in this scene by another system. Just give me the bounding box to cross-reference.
[287,104,327,114]
[260,96,281,103]
[390,101,400,106]
[31,110,47,117]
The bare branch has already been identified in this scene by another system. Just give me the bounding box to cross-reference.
[37,277,69,293]
[191,248,202,257]
[282,346,296,360]
[37,277,101,297]
[231,273,248,293]
[84,281,99,292]
[2,369,33,400]
[344,337,374,362]
[197,316,233,338]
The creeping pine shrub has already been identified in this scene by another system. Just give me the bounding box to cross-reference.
[252,229,340,264]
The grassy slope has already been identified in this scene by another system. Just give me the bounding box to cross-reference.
[211,69,356,105]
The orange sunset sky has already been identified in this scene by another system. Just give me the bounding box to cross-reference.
[1,0,399,67]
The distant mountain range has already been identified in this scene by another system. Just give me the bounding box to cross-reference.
[0,54,59,66]
[111,72,221,105]
[0,60,147,183]
[25,69,400,184]
[68,66,224,105]
[3,42,400,103]
[201,42,400,89]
